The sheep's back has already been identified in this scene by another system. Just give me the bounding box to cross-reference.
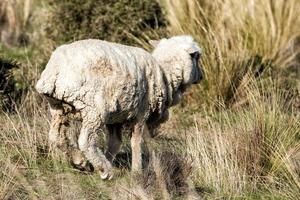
[36,39,162,123]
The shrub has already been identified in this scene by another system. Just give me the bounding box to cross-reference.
[0,58,19,111]
[46,0,167,47]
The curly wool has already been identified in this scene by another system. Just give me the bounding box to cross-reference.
[36,39,167,124]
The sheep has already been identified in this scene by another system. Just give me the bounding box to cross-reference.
[35,35,203,180]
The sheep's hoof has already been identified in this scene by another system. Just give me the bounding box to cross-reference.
[100,170,113,180]
[100,164,114,180]
[72,161,94,172]
[70,150,94,172]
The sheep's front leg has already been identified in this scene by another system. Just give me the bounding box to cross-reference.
[78,119,113,180]
[131,123,144,172]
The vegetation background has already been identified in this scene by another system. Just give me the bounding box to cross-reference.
[0,0,299,199]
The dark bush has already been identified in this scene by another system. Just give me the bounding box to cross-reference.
[46,0,167,46]
[0,58,19,111]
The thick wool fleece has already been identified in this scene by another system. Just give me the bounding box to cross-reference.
[36,39,167,124]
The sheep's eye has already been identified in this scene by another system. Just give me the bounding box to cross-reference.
[190,52,200,60]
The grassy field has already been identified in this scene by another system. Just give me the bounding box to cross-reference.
[0,0,300,199]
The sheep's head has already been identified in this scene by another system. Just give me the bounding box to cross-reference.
[150,35,203,106]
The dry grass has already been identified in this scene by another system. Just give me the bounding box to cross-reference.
[180,81,300,198]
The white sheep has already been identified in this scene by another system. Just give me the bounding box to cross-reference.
[35,35,202,179]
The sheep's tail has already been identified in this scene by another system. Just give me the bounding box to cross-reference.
[35,64,58,96]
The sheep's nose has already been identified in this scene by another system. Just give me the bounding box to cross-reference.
[193,70,203,84]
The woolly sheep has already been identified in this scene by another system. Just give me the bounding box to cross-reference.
[35,35,203,180]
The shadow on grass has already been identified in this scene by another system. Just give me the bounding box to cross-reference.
[113,152,150,170]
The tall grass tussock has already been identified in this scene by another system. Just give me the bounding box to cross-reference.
[0,0,299,199]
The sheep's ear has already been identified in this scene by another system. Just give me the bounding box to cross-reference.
[149,40,160,48]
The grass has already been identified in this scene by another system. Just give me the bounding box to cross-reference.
[1,0,300,199]
[183,82,300,198]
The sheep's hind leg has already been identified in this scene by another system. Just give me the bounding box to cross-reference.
[105,124,122,163]
[48,100,69,153]
[78,115,113,180]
